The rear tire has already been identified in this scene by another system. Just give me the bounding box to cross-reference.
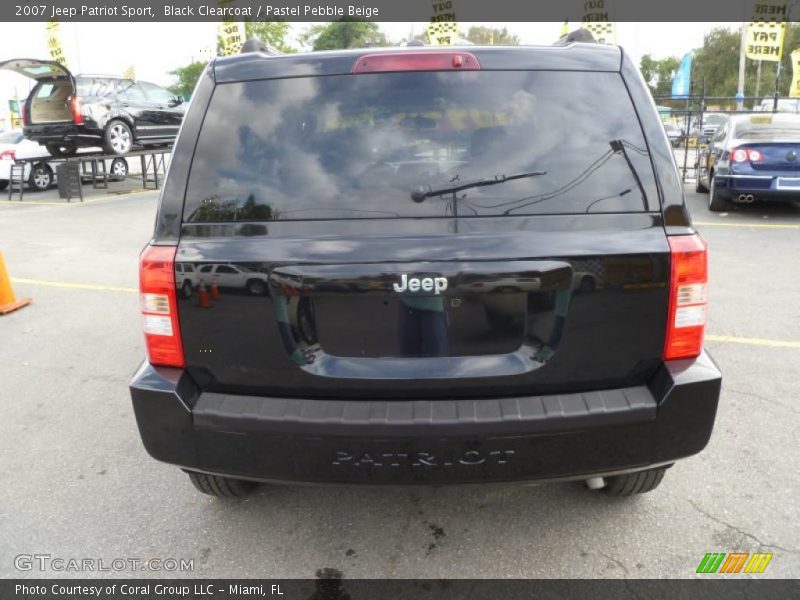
[708,174,729,212]
[602,466,669,496]
[186,471,257,498]
[695,174,708,193]
[109,157,129,180]
[103,120,133,155]
[0,180,8,191]
[28,163,53,191]
[246,279,267,296]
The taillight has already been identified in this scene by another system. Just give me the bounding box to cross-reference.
[352,52,481,73]
[20,97,28,126]
[731,147,762,163]
[71,95,84,125]
[0,150,15,160]
[664,234,708,361]
[139,245,184,367]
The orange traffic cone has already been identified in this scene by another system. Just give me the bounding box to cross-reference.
[0,251,31,315]
[210,276,221,301]
[197,279,213,308]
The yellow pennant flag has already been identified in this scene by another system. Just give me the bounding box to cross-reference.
[427,21,459,46]
[789,49,800,98]
[583,22,615,44]
[582,1,615,44]
[45,21,68,67]
[427,0,458,46]
[218,21,245,56]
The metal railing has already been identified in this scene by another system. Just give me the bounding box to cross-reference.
[7,146,172,202]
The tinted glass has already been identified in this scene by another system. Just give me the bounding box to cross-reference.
[35,84,55,98]
[704,114,726,126]
[117,82,146,102]
[140,82,175,104]
[216,265,238,274]
[76,77,116,98]
[184,71,658,222]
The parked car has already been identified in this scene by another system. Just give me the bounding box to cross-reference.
[0,58,185,157]
[690,112,727,142]
[130,43,721,498]
[754,98,800,113]
[696,112,800,210]
[0,129,135,193]
[174,262,198,298]
[663,122,684,147]
[196,263,270,295]
[0,129,57,191]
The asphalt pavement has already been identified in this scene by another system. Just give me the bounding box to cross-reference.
[0,187,798,579]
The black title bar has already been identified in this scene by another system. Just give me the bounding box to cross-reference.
[4,0,800,22]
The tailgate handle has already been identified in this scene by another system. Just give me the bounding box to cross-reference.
[269,261,573,296]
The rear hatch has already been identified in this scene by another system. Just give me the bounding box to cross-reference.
[0,58,75,126]
[174,54,670,399]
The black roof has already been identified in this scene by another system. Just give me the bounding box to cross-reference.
[213,43,622,83]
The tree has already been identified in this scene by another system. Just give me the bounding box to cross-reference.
[692,24,800,103]
[217,21,296,56]
[244,21,296,53]
[692,27,742,99]
[168,61,207,97]
[464,26,520,45]
[170,22,295,97]
[299,19,386,51]
[639,54,681,97]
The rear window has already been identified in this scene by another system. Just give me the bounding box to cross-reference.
[735,116,800,140]
[183,71,658,222]
[35,84,56,98]
[76,77,117,98]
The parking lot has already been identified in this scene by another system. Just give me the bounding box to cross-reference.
[0,186,798,579]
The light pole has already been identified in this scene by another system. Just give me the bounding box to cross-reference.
[736,22,747,110]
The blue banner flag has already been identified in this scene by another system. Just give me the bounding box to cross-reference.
[672,52,693,99]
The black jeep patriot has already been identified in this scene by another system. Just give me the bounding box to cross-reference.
[130,42,722,497]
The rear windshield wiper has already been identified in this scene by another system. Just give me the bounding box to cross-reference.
[410,170,547,203]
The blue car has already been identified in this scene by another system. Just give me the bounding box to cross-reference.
[697,113,800,211]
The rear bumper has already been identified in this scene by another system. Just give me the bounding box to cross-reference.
[129,352,722,485]
[22,123,101,145]
[715,174,800,201]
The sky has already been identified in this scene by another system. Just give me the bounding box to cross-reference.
[0,21,737,125]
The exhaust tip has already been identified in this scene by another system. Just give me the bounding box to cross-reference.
[746,194,754,203]
[585,477,605,490]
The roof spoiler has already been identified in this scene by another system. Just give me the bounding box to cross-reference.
[553,28,597,46]
[240,38,283,55]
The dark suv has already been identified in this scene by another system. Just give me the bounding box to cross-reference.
[130,43,721,498]
[0,59,185,156]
